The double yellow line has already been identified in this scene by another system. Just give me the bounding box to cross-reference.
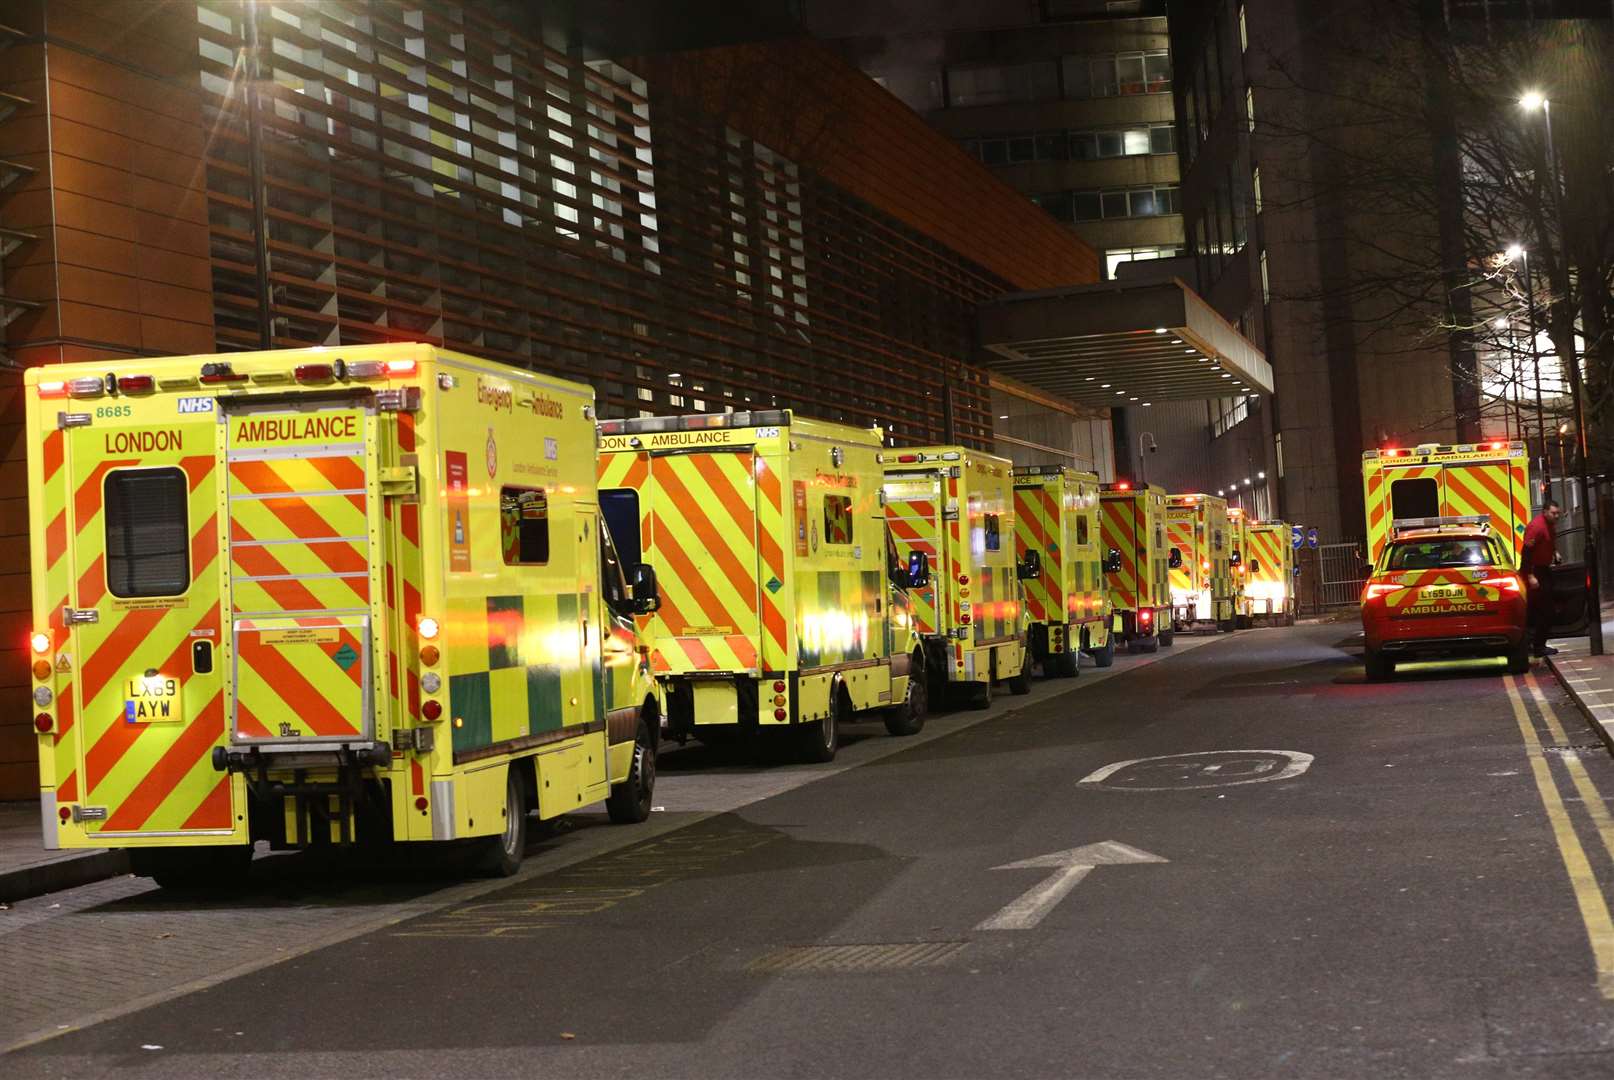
[1506,673,1614,997]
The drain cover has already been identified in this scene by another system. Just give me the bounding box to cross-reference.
[746,941,968,974]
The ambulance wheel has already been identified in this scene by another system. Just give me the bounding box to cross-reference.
[967,679,992,710]
[1137,634,1160,654]
[1089,636,1116,668]
[475,769,528,877]
[131,846,252,891]
[798,689,842,763]
[1506,644,1530,676]
[1052,649,1080,678]
[884,657,929,737]
[1364,649,1394,682]
[1158,628,1175,647]
[1237,614,1252,630]
[607,717,657,824]
[1216,618,1234,633]
[1007,645,1032,694]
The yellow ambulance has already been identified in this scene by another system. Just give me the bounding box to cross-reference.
[1226,506,1254,626]
[1165,493,1237,633]
[1012,465,1114,676]
[1100,482,1173,652]
[596,412,925,763]
[1244,519,1298,625]
[884,446,1032,709]
[25,344,659,887]
[1362,440,1530,563]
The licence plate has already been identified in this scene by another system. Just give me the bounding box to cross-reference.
[1420,586,1465,600]
[125,675,182,724]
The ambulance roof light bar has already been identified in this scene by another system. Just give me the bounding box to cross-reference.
[598,409,790,437]
[890,450,962,464]
[1390,515,1490,535]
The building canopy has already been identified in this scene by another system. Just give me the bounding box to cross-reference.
[977,279,1273,408]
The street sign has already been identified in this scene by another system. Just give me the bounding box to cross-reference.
[975,841,1167,931]
[1307,527,1320,549]
[1292,526,1304,550]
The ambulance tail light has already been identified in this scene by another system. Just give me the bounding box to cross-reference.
[1480,573,1522,594]
[116,375,155,394]
[1139,609,1153,625]
[35,713,53,733]
[1201,559,1211,572]
[37,380,67,399]
[422,700,443,721]
[58,806,71,822]
[31,632,51,654]
[958,574,969,585]
[1363,582,1399,601]
[32,659,52,680]
[385,359,417,376]
[1116,481,1132,491]
[772,680,786,693]
[896,454,920,463]
[199,362,248,384]
[295,363,335,383]
[67,377,105,398]
[774,708,787,721]
[1382,447,1404,457]
[417,616,440,640]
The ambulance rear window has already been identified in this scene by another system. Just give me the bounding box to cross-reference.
[104,467,190,598]
[1384,538,1490,570]
[1076,516,1089,545]
[1390,477,1440,520]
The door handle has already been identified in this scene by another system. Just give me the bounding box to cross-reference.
[63,607,99,624]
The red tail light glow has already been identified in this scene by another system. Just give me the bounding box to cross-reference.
[422,700,443,721]
[295,363,335,383]
[386,359,417,375]
[37,380,67,399]
[1363,582,1399,600]
[116,375,155,394]
[1480,574,1522,593]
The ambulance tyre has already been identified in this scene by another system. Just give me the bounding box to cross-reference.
[1007,647,1032,696]
[607,716,657,824]
[1158,626,1175,647]
[967,678,992,710]
[1137,634,1160,654]
[1089,635,1116,668]
[1505,644,1530,676]
[1364,648,1394,682]
[474,769,527,878]
[1052,649,1080,678]
[884,654,929,737]
[798,685,843,763]
[131,845,252,891]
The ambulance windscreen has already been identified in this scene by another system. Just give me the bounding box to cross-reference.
[104,467,190,598]
[600,489,641,568]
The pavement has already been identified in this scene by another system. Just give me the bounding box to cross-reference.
[1548,602,1614,750]
[0,801,128,905]
[10,624,1614,1076]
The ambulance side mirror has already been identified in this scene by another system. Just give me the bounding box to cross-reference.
[630,564,661,614]
[1168,547,1183,569]
[1103,549,1122,574]
[1017,550,1041,580]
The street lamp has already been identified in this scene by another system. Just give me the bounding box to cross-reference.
[1518,91,1601,654]
[1137,431,1158,486]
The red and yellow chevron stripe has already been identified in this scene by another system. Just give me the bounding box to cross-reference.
[1102,495,1141,611]
[1014,482,1061,624]
[884,484,942,634]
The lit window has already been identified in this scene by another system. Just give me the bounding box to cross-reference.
[1260,249,1271,304]
[1239,4,1248,51]
[1246,87,1256,131]
[1252,165,1263,214]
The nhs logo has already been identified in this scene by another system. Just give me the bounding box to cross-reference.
[176,396,214,414]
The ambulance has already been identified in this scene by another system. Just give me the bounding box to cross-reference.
[1165,493,1236,633]
[884,446,1033,709]
[1226,505,1253,627]
[1100,482,1173,651]
[1243,519,1298,625]
[596,412,926,763]
[1012,465,1114,676]
[1362,440,1530,563]
[24,344,659,887]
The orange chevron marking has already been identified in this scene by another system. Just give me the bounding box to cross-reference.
[101,691,225,832]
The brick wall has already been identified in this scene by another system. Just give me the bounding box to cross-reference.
[0,0,214,799]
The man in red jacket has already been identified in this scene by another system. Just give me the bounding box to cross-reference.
[1522,500,1562,657]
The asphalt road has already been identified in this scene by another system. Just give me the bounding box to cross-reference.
[11,624,1614,1078]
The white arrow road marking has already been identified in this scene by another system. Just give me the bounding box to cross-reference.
[976,841,1168,931]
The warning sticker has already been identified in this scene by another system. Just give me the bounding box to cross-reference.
[260,627,339,645]
[446,450,472,573]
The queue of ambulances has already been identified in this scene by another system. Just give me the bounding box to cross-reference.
[24,344,660,887]
[1100,482,1173,652]
[1165,493,1237,633]
[1243,519,1299,625]
[1362,440,1531,564]
[885,447,1033,709]
[1012,465,1115,675]
[596,412,926,763]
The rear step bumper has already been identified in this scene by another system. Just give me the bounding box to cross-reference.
[212,741,393,773]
